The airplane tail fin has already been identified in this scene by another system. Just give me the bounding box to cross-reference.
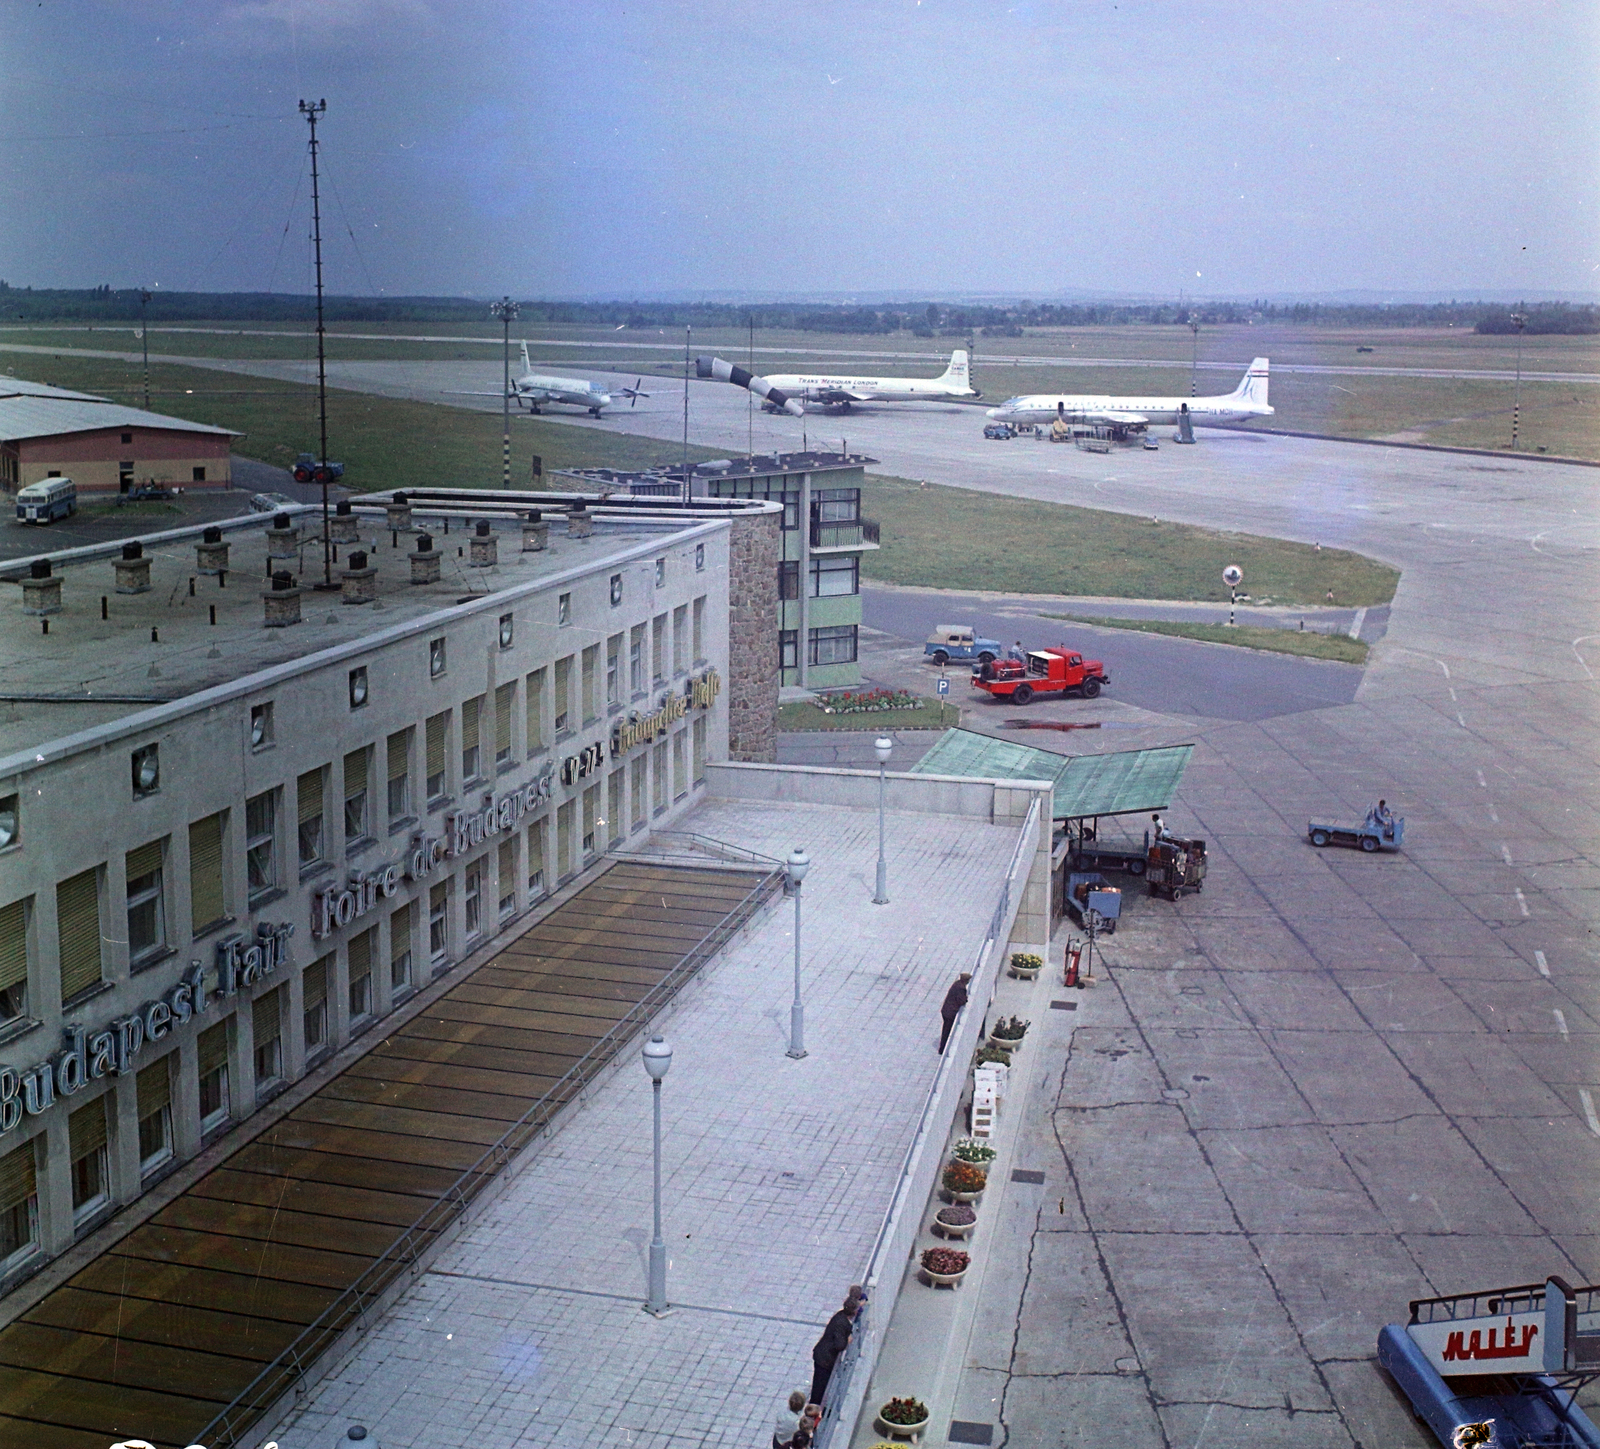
[1234,358,1269,406]
[520,341,532,376]
[938,350,971,390]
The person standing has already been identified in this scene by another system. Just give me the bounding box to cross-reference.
[773,1389,808,1448]
[809,1288,864,1407]
[938,972,972,1054]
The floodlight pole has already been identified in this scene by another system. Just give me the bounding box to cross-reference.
[682,325,692,503]
[786,848,809,1059]
[139,290,151,411]
[1189,314,1200,397]
[299,97,334,590]
[1510,311,1526,451]
[492,297,520,487]
[873,736,892,905]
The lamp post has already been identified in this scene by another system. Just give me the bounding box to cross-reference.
[1223,564,1243,628]
[873,735,892,904]
[642,1034,673,1315]
[139,290,151,411]
[786,847,810,1059]
[1510,310,1526,451]
[491,297,520,487]
[1189,313,1200,397]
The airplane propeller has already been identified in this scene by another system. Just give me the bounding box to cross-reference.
[619,378,651,407]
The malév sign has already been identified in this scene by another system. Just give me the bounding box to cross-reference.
[0,922,294,1138]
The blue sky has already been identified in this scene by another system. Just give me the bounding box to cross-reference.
[1,0,1596,299]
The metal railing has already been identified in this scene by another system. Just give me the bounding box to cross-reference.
[195,859,782,1448]
[614,830,782,871]
[814,796,1040,1448]
[809,518,879,548]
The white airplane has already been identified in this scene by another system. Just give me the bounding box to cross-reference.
[985,358,1272,433]
[757,350,979,412]
[447,343,649,417]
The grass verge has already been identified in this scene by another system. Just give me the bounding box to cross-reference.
[0,354,718,493]
[860,473,1400,608]
[778,698,961,732]
[1043,612,1369,663]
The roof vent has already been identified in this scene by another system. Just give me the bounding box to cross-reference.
[336,500,352,516]
[469,523,497,569]
[521,510,549,553]
[475,519,491,536]
[271,571,295,590]
[415,533,433,553]
[341,549,376,604]
[273,512,292,529]
[263,570,301,627]
[29,560,51,580]
[409,533,441,585]
[122,541,143,561]
[202,526,222,544]
[22,559,61,615]
[393,491,407,505]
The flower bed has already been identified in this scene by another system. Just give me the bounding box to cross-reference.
[936,1204,978,1228]
[922,1246,970,1276]
[943,1160,987,1195]
[952,1137,997,1167]
[879,1396,931,1427]
[818,687,921,715]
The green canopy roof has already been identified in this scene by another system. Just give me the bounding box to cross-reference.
[910,729,1194,820]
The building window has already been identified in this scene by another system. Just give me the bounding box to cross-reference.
[124,841,166,969]
[459,695,483,783]
[249,702,274,751]
[426,711,449,802]
[558,592,571,626]
[809,624,859,666]
[390,902,414,996]
[525,670,546,753]
[197,1022,230,1134]
[0,1140,39,1271]
[693,596,705,663]
[303,956,329,1057]
[779,630,799,671]
[654,557,666,588]
[429,637,447,678]
[814,486,860,523]
[498,838,517,920]
[387,729,412,825]
[343,748,371,846]
[526,819,545,897]
[780,491,799,530]
[121,432,133,445]
[193,466,206,483]
[188,812,227,933]
[608,768,625,848]
[778,561,800,600]
[556,801,574,881]
[810,555,859,598]
[630,756,647,831]
[253,987,283,1091]
[695,542,705,571]
[610,573,623,606]
[629,627,645,696]
[495,682,516,767]
[582,785,597,856]
[348,929,374,1026]
[136,1058,173,1175]
[298,768,326,870]
[554,657,572,735]
[68,1099,109,1223]
[245,791,277,903]
[464,863,482,940]
[652,742,668,816]
[131,743,160,797]
[499,611,514,649]
[581,646,598,725]
[672,732,687,801]
[56,866,103,1004]
[672,605,688,675]
[652,614,667,684]
[0,898,28,1025]
[606,634,622,707]
[429,882,449,964]
[693,716,706,785]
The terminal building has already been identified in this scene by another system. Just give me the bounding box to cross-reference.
[560,450,877,690]
[0,488,778,1284]
[0,378,237,494]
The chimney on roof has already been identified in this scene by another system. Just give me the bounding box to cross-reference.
[266,513,300,562]
[385,493,413,531]
[262,570,302,627]
[567,503,593,540]
[341,548,376,605]
[22,558,62,616]
[469,520,497,569]
[409,532,441,585]
[115,540,152,595]
[196,525,229,576]
[521,509,548,553]
[331,498,359,544]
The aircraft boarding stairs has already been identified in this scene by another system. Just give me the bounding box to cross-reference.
[1379,1277,1600,1447]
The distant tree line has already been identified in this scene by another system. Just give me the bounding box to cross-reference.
[0,283,1594,335]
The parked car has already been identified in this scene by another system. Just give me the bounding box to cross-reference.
[983,423,1015,440]
[924,625,1002,666]
[125,483,173,502]
[248,491,295,513]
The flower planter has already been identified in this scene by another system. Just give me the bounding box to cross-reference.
[988,1033,1025,1053]
[943,1186,984,1205]
[922,1263,968,1288]
[875,1403,932,1443]
[1009,952,1043,980]
[933,1211,976,1240]
[1009,961,1041,980]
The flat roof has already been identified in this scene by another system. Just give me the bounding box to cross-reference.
[559,449,877,489]
[911,728,1194,819]
[0,503,712,761]
[0,393,238,443]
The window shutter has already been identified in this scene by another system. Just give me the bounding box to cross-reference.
[253,987,281,1044]
[462,696,480,752]
[197,1021,229,1077]
[498,838,514,884]
[389,903,413,967]
[348,928,372,981]
[0,899,26,994]
[344,748,368,800]
[303,956,328,1009]
[388,732,408,784]
[56,868,102,1001]
[136,1058,171,1119]
[0,1140,36,1210]
[426,713,447,778]
[68,1098,108,1161]
[298,769,323,824]
[188,813,225,930]
[495,684,513,756]
[125,840,163,883]
[525,670,544,748]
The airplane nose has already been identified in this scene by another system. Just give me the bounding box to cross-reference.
[985,406,1006,419]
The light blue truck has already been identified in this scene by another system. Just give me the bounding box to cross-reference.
[924,625,1003,667]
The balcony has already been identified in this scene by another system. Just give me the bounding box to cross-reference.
[809,518,880,552]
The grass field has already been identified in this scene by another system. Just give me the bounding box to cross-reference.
[0,353,718,493]
[860,473,1400,607]
[777,698,961,732]
[1043,612,1369,664]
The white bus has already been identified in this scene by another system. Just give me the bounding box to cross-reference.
[15,478,76,524]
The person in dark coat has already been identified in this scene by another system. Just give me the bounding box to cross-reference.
[937,972,972,1053]
[809,1287,865,1407]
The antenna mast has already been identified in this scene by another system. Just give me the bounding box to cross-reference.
[299,98,334,589]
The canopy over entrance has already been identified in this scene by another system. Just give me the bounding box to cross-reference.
[910,728,1194,821]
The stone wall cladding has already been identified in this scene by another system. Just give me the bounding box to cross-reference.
[726,510,779,762]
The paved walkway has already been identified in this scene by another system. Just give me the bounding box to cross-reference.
[271,797,1023,1448]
